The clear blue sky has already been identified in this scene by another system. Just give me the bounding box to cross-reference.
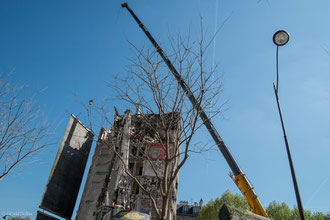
[1,0,330,219]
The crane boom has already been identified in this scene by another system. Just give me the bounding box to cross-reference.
[121,3,268,218]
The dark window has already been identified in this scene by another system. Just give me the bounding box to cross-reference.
[131,146,137,156]
[129,163,134,173]
[132,182,140,195]
[135,163,143,176]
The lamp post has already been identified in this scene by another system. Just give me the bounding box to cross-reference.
[272,30,305,220]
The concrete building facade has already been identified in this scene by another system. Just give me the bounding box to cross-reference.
[76,110,180,220]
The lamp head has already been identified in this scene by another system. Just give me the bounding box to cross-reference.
[273,30,289,46]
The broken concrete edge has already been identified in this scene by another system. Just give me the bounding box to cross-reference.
[71,113,94,134]
[114,111,181,121]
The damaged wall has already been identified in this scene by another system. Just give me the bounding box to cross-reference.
[39,115,94,219]
[76,110,180,220]
[75,128,114,219]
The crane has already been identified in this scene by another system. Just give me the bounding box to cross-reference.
[121,3,269,218]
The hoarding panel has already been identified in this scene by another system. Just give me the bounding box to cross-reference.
[40,115,94,219]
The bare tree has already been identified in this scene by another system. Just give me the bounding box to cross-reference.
[0,76,50,181]
[83,21,226,220]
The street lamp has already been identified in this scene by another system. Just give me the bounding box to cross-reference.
[273,30,290,46]
[273,30,290,91]
[272,30,305,220]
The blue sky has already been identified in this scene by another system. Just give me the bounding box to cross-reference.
[1,0,330,219]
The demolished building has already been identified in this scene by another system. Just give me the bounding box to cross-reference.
[76,110,181,220]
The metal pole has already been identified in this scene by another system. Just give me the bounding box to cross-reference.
[274,44,305,220]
